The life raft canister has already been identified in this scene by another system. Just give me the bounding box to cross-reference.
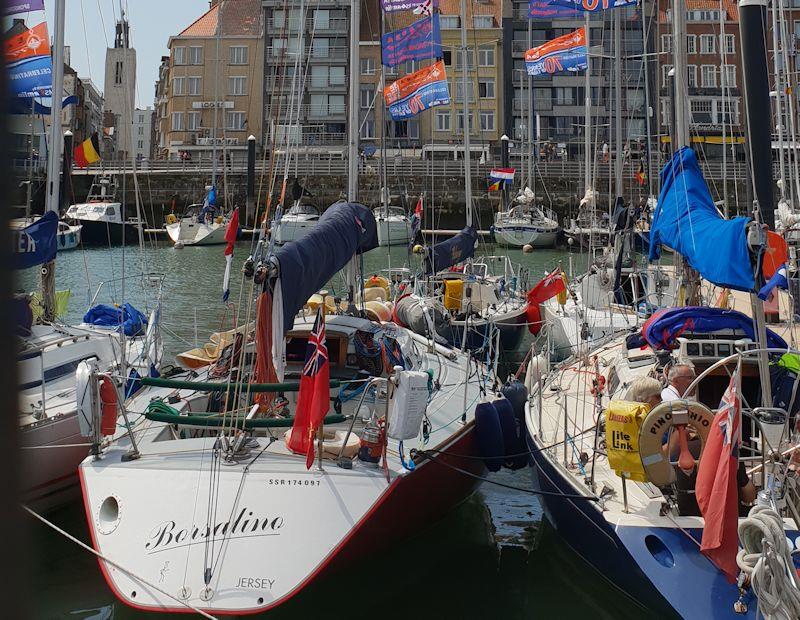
[638,399,714,486]
[443,279,464,312]
[605,400,650,482]
[365,274,390,300]
[98,375,119,436]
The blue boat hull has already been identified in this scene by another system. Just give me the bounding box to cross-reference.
[525,432,798,619]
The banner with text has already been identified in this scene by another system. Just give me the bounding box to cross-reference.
[384,60,450,120]
[548,0,637,11]
[381,14,442,67]
[381,0,436,12]
[4,0,45,15]
[525,27,587,76]
[12,211,58,270]
[527,0,581,19]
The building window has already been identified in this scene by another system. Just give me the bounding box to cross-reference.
[229,76,247,96]
[402,60,418,74]
[273,38,300,57]
[478,45,495,67]
[435,109,450,131]
[138,126,144,135]
[114,61,122,85]
[138,113,144,122]
[173,46,186,65]
[687,65,697,88]
[700,34,716,54]
[473,16,493,28]
[330,66,345,86]
[188,77,202,95]
[660,34,672,53]
[187,111,201,130]
[171,112,184,131]
[312,38,330,58]
[723,34,735,55]
[440,16,459,29]
[137,140,143,149]
[626,88,644,111]
[226,111,246,130]
[456,111,473,133]
[230,46,248,65]
[686,35,696,54]
[456,50,475,70]
[188,46,203,65]
[723,64,736,87]
[478,78,495,98]
[554,87,574,106]
[479,110,495,132]
[455,81,474,102]
[688,9,720,21]
[361,117,375,139]
[172,76,185,96]
[360,58,376,75]
[329,95,345,114]
[690,99,713,123]
[701,65,716,88]
[360,85,374,109]
[661,64,673,87]
[661,99,670,126]
[314,9,330,29]
[443,50,452,65]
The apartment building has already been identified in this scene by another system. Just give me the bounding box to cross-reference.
[657,0,744,158]
[159,0,264,161]
[132,107,153,161]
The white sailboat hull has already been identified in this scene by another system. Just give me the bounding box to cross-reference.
[166,220,226,246]
[272,217,317,245]
[493,224,558,248]
[376,216,412,246]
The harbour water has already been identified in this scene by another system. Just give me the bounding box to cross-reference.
[19,241,646,618]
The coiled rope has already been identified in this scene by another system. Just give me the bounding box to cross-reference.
[736,505,800,620]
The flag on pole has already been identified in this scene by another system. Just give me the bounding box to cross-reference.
[412,0,434,15]
[695,366,742,583]
[757,263,789,301]
[222,208,239,302]
[525,268,567,334]
[410,194,423,245]
[73,133,101,168]
[636,162,646,186]
[489,168,515,190]
[287,307,330,469]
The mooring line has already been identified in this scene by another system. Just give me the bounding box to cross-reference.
[22,505,218,619]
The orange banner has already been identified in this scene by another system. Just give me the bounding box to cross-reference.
[4,22,50,64]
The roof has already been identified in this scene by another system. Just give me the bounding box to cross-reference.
[177,0,262,38]
[658,0,739,23]
[438,0,502,22]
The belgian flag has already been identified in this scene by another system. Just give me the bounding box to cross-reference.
[74,133,101,168]
[635,161,646,187]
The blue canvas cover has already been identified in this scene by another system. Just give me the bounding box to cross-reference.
[649,147,754,291]
[274,202,378,334]
[637,306,787,351]
[424,227,478,274]
[83,302,147,337]
[12,211,57,270]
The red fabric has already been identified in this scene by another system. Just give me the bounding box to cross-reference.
[525,268,566,334]
[287,308,330,468]
[224,208,239,256]
[695,369,741,583]
[414,196,423,219]
[73,144,88,168]
[253,291,277,408]
[763,231,788,280]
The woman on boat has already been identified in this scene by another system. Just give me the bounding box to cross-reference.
[626,376,662,410]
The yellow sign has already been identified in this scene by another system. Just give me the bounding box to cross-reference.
[605,400,649,482]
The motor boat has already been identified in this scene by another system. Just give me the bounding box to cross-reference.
[65,176,143,245]
[271,202,320,245]
[11,217,82,251]
[78,203,493,615]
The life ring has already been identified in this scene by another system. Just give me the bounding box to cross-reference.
[365,274,390,299]
[165,213,177,225]
[283,428,360,459]
[638,399,714,486]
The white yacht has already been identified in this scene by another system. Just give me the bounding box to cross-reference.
[65,176,143,245]
[493,206,560,248]
[374,205,412,246]
[165,203,228,246]
[271,203,320,245]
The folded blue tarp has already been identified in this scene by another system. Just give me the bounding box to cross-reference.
[83,302,147,337]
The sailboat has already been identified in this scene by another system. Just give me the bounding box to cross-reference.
[12,0,162,510]
[165,184,229,246]
[78,1,497,613]
[525,0,800,614]
[493,187,560,248]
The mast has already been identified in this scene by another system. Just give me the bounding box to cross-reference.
[640,1,654,198]
[41,0,66,322]
[720,6,729,214]
[528,19,534,192]
[613,10,623,204]
[671,0,689,149]
[583,12,591,196]
[211,0,223,187]
[460,0,473,227]
[740,0,775,228]
[770,0,787,203]
[347,0,361,202]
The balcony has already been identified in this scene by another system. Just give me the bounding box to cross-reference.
[265,46,348,61]
[265,17,348,34]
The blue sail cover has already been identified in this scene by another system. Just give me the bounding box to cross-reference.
[83,302,148,337]
[424,227,478,274]
[274,202,378,334]
[649,147,754,291]
[636,306,787,351]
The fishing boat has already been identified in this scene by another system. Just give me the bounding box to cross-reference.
[271,202,320,245]
[78,201,490,615]
[65,176,143,245]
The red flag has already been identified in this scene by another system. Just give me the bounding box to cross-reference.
[525,268,567,335]
[695,367,741,583]
[287,307,330,468]
[222,208,239,301]
[414,195,423,219]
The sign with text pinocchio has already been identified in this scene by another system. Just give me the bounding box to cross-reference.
[384,60,450,120]
[525,27,587,76]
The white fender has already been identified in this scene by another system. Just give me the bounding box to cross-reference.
[525,353,549,394]
[76,359,99,437]
[638,399,714,486]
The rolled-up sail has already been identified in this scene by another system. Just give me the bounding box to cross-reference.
[649,147,754,291]
[424,226,478,274]
[273,201,378,334]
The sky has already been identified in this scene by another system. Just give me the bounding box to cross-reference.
[43,0,208,109]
